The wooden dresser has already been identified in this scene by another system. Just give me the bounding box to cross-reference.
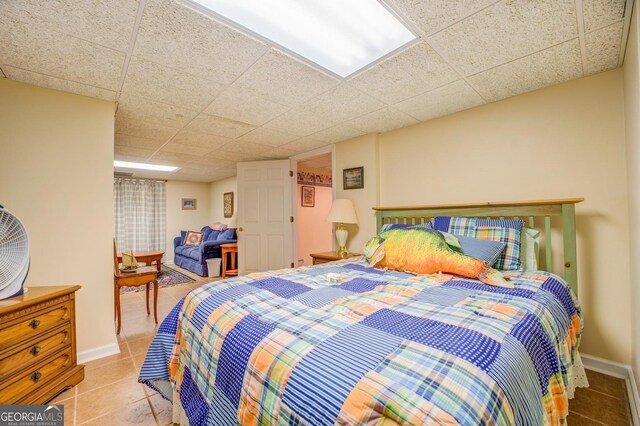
[0,286,84,404]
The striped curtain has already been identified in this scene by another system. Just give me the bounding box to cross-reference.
[114,178,166,252]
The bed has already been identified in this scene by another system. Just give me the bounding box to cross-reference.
[139,198,586,425]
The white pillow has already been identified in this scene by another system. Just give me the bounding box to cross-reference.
[520,227,540,270]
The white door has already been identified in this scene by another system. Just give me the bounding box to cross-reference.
[237,159,293,275]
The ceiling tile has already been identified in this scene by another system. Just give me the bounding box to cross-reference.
[159,142,213,157]
[427,0,577,76]
[204,85,290,126]
[348,42,458,104]
[114,153,150,162]
[171,130,231,149]
[134,0,267,84]
[115,134,165,150]
[122,56,224,110]
[394,80,485,121]
[237,127,298,146]
[206,150,258,162]
[0,0,138,52]
[185,113,255,138]
[0,17,125,90]
[280,137,329,153]
[467,39,583,102]
[115,116,176,141]
[117,93,198,129]
[187,156,237,169]
[234,49,339,106]
[114,145,155,159]
[300,83,385,122]
[347,107,419,134]
[585,22,623,75]
[264,108,336,137]
[310,125,365,143]
[3,66,117,101]
[219,141,271,155]
[388,0,500,36]
[260,146,298,159]
[583,0,625,32]
[150,151,199,165]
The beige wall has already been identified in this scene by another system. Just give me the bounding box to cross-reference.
[165,180,211,262]
[209,176,237,223]
[624,2,640,388]
[335,134,380,254]
[336,70,631,363]
[0,79,117,355]
[296,185,333,265]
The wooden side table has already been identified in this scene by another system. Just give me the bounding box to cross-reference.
[221,243,238,278]
[310,251,362,265]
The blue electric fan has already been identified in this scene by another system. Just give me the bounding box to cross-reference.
[0,205,29,299]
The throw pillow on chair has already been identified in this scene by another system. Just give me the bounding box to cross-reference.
[184,230,204,246]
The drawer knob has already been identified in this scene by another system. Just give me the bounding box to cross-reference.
[29,319,40,329]
[30,345,41,356]
[30,371,42,382]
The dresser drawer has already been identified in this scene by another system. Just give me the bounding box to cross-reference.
[0,346,73,403]
[0,326,71,380]
[0,301,71,351]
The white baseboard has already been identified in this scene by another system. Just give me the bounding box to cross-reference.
[77,342,120,364]
[581,353,639,425]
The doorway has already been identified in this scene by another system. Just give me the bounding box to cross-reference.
[294,151,334,266]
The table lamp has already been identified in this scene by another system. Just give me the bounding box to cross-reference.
[326,199,358,258]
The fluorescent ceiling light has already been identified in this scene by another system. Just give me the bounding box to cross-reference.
[114,161,179,172]
[186,0,416,78]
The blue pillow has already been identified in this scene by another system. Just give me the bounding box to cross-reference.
[456,235,506,266]
[205,230,221,242]
[216,228,236,241]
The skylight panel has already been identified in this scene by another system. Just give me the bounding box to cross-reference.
[185,0,416,78]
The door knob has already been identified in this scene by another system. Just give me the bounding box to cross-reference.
[238,227,244,232]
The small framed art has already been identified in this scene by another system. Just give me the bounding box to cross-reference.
[223,192,234,218]
[301,186,315,207]
[343,167,364,190]
[182,198,197,210]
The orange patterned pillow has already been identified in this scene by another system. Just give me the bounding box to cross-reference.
[183,230,203,246]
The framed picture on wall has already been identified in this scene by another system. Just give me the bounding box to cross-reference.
[343,166,364,190]
[182,198,197,210]
[223,192,234,218]
[301,186,315,207]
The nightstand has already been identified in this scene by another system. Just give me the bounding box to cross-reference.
[310,251,361,265]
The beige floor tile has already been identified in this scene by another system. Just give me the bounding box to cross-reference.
[84,342,130,371]
[570,387,630,425]
[127,335,155,356]
[58,398,76,426]
[79,398,156,426]
[149,393,173,426]
[51,386,76,403]
[76,379,147,423]
[78,358,138,395]
[584,370,627,400]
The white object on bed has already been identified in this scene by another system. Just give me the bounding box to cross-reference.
[520,227,540,270]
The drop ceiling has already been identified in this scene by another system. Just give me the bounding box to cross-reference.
[0,0,631,182]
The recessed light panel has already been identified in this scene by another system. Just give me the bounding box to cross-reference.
[114,161,179,172]
[186,0,416,78]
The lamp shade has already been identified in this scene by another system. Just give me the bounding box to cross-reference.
[326,199,358,224]
[227,213,237,228]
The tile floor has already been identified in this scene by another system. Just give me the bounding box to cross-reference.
[52,266,632,425]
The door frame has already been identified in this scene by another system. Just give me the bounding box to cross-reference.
[290,145,336,267]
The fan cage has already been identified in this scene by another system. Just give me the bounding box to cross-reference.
[0,208,29,299]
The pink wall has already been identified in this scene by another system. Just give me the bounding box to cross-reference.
[297,185,333,265]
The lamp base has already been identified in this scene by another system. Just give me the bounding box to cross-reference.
[335,224,349,258]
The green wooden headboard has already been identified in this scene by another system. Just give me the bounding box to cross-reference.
[373,198,584,295]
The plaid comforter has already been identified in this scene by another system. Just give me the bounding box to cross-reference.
[139,259,582,425]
